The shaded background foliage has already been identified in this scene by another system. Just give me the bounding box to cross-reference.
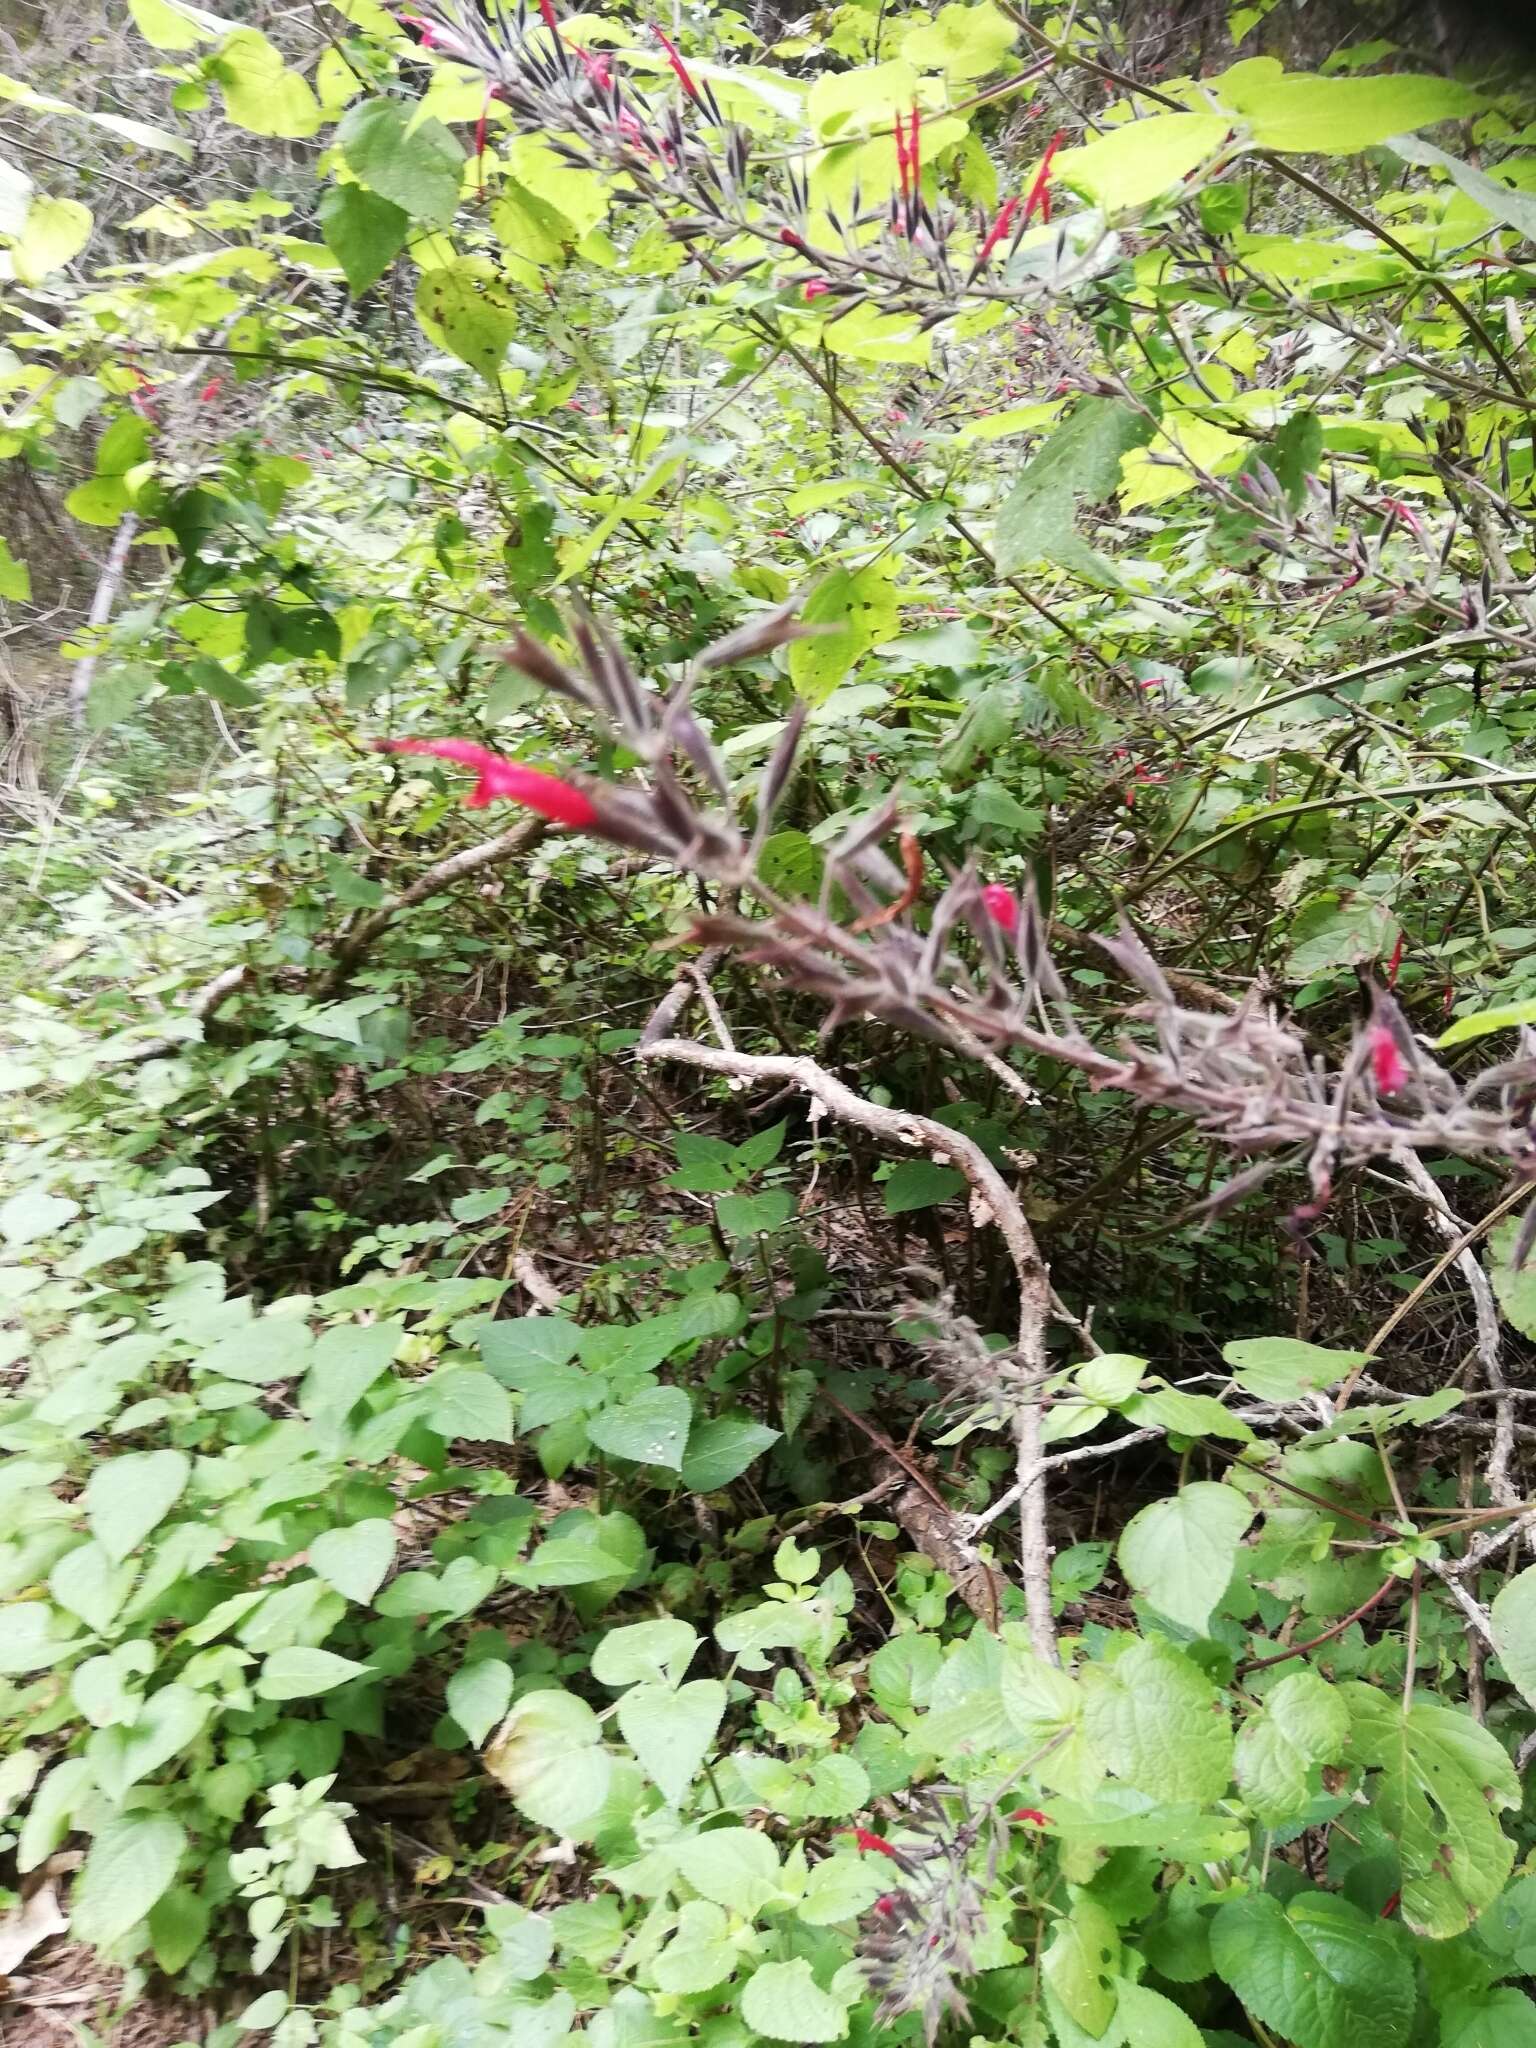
[4,0,1536,2043]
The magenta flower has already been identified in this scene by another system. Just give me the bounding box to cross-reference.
[981,884,1019,934]
[374,738,598,826]
[1370,1024,1408,1096]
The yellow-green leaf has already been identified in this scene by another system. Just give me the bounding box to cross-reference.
[129,0,225,50]
[11,195,91,283]
[1055,113,1231,211]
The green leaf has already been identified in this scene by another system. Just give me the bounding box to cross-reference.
[995,401,1150,573]
[1111,1979,1203,2048]
[588,1386,692,1470]
[653,1899,737,1994]
[309,1519,395,1605]
[423,1367,515,1443]
[1441,1989,1536,2048]
[1391,136,1536,244]
[1440,998,1536,1049]
[0,1187,79,1246]
[318,182,409,295]
[1344,1685,1519,1937]
[12,193,91,283]
[416,264,520,384]
[481,1315,580,1380]
[1216,62,1481,154]
[1043,1894,1120,2037]
[1123,1387,1255,1443]
[50,1540,136,1635]
[740,1959,851,2043]
[787,562,899,704]
[1492,1564,1536,1711]
[1198,181,1246,234]
[0,1602,78,1676]
[1490,1218,1536,1340]
[88,1683,210,1802]
[1117,1484,1253,1633]
[485,1689,613,1838]
[129,0,223,51]
[1210,1892,1414,2048]
[200,1314,315,1385]
[755,829,821,899]
[255,1647,371,1700]
[84,1450,190,1562]
[1079,1638,1233,1804]
[338,98,464,227]
[447,1657,514,1746]
[999,1644,1103,1799]
[900,2,1015,79]
[148,1885,209,1975]
[798,1853,887,1926]
[680,1415,781,1492]
[298,1320,398,1426]
[72,1814,186,1950]
[716,1189,794,1237]
[1286,896,1395,982]
[1223,1336,1371,1400]
[883,1159,966,1214]
[673,1828,782,1914]
[1235,1670,1350,1825]
[213,27,320,139]
[618,1678,726,1804]
[0,536,30,602]
[592,1618,700,1689]
[1054,112,1230,210]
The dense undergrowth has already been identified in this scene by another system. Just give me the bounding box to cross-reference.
[6,1,1536,2044]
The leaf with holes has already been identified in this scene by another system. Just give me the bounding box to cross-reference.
[1344,1685,1518,1937]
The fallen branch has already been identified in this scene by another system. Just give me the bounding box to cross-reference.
[110,962,251,1066]
[637,1025,1058,1662]
[317,816,548,996]
[1389,1151,1517,1508]
[67,511,139,726]
[112,818,551,1064]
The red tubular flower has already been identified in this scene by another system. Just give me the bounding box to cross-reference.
[1386,932,1404,989]
[874,1893,899,1918]
[374,738,598,826]
[198,376,223,403]
[1022,130,1066,225]
[841,1826,901,1859]
[977,194,1020,266]
[653,24,702,104]
[538,0,559,28]
[803,277,831,301]
[982,884,1019,934]
[1370,1023,1408,1096]
[573,45,613,90]
[1008,1808,1054,1826]
[1380,495,1424,537]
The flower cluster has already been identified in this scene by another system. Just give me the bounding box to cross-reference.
[373,604,1536,1248]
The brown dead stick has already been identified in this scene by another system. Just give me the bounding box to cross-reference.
[876,1456,1003,1628]
[822,1385,948,1511]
